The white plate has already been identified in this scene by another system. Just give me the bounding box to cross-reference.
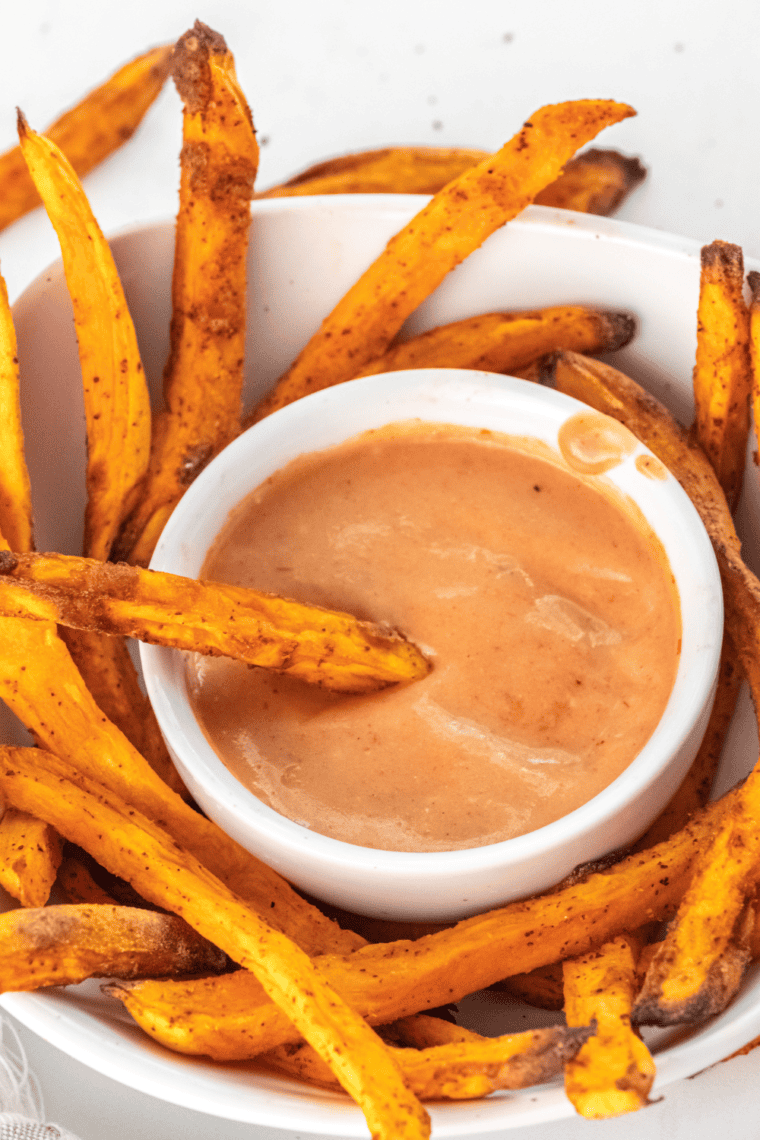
[3,197,760,1134]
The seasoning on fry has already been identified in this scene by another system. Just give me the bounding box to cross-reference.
[353,304,635,379]
[0,903,227,990]
[0,549,430,694]
[249,99,636,424]
[256,144,646,218]
[692,240,752,512]
[113,22,259,567]
[563,936,655,1117]
[0,45,172,234]
[17,112,151,562]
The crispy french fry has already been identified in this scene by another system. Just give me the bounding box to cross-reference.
[58,627,186,794]
[382,1014,484,1048]
[56,855,117,906]
[255,145,646,218]
[0,808,63,909]
[493,962,566,1011]
[0,550,429,693]
[262,1024,592,1099]
[15,101,184,788]
[113,22,259,567]
[0,618,364,956]
[0,46,172,234]
[353,305,635,380]
[563,936,655,1117]
[255,145,490,198]
[633,777,760,1028]
[533,147,646,215]
[17,114,152,562]
[107,795,731,1062]
[0,746,430,1140]
[636,630,742,849]
[0,903,227,990]
[692,241,752,512]
[635,904,755,1027]
[248,99,635,425]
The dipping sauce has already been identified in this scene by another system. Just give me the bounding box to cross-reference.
[188,421,680,852]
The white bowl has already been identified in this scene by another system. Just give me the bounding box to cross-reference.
[142,367,722,923]
[3,198,759,1134]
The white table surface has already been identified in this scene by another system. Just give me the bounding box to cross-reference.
[3,1,760,1137]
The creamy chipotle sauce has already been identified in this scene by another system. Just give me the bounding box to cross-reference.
[188,421,680,852]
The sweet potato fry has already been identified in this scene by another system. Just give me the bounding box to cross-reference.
[692,241,752,511]
[634,904,755,1027]
[16,103,183,788]
[58,627,186,794]
[563,936,655,1117]
[255,145,646,218]
[248,99,635,424]
[0,618,364,956]
[113,22,259,567]
[0,550,429,693]
[0,45,172,234]
[17,113,152,562]
[353,305,635,380]
[0,808,63,909]
[261,1024,592,1100]
[0,903,227,990]
[106,795,732,1062]
[255,145,488,197]
[533,148,647,215]
[633,771,760,1028]
[0,746,430,1140]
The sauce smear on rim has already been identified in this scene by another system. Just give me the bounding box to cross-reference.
[188,421,680,852]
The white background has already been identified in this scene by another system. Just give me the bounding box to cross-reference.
[2,1,760,1138]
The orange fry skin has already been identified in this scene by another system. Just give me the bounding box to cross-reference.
[0,614,363,957]
[0,45,172,233]
[353,305,635,380]
[564,936,655,1118]
[17,113,152,562]
[255,145,646,219]
[0,808,63,909]
[106,798,727,1063]
[692,241,752,512]
[0,549,430,694]
[534,147,646,215]
[113,22,259,567]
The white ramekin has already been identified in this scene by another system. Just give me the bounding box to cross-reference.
[141,367,722,922]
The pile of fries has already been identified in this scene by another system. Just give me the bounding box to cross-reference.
[2,18,760,1138]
